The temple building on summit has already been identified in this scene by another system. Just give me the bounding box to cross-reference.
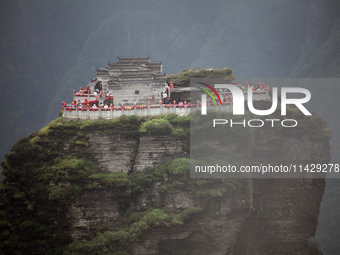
[64,56,270,121]
[90,57,166,106]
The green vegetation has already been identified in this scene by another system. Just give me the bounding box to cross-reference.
[0,114,192,254]
[64,206,202,255]
[0,112,246,254]
[140,113,190,140]
[0,108,331,254]
[62,154,244,254]
[167,67,235,87]
[140,118,173,135]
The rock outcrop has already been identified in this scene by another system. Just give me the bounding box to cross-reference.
[0,112,330,254]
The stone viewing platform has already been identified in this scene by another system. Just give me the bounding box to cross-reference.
[61,57,270,121]
[62,87,269,121]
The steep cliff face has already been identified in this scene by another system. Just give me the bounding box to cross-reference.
[0,113,330,254]
[234,179,325,255]
[131,178,326,255]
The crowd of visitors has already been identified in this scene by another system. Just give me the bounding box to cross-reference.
[63,81,268,111]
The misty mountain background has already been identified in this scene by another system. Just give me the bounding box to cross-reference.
[1,0,340,254]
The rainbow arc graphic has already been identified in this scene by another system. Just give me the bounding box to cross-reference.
[196,82,223,106]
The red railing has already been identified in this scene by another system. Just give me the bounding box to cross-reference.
[65,82,270,114]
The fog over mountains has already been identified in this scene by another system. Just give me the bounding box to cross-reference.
[1,1,340,254]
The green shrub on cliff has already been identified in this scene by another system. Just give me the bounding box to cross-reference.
[64,206,203,255]
[140,117,173,135]
[140,114,190,140]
